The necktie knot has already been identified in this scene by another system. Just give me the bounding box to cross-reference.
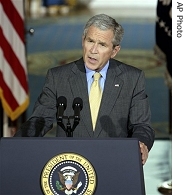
[93,72,101,81]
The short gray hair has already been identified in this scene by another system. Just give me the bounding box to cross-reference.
[83,14,124,47]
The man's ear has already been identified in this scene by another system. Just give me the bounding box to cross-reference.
[82,36,84,47]
[111,45,121,58]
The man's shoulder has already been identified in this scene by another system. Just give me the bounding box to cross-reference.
[49,58,82,72]
[110,58,142,72]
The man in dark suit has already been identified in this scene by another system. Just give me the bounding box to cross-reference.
[14,14,155,165]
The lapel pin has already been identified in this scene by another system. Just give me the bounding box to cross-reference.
[115,84,120,87]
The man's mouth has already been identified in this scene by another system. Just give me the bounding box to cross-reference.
[88,56,97,63]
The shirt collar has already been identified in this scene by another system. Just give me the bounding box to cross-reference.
[85,61,109,82]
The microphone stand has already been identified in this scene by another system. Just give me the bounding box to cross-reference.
[57,115,80,137]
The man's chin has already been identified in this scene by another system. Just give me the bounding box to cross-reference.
[85,62,98,70]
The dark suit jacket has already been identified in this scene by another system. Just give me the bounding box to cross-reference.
[15,58,155,150]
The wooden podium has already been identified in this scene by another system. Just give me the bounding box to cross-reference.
[0,137,145,195]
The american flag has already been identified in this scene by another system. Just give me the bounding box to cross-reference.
[0,0,29,121]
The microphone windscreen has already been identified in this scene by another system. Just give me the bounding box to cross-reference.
[57,96,67,108]
[72,97,83,110]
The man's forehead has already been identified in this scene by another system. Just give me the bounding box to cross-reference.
[86,26,114,41]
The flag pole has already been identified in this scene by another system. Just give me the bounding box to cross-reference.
[0,101,4,137]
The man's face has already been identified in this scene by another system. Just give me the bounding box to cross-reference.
[82,25,120,71]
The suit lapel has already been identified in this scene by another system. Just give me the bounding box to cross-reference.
[69,58,93,136]
[94,60,124,137]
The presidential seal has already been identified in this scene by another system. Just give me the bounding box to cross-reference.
[41,153,97,195]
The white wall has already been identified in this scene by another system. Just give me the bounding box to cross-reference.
[89,0,158,18]
[90,0,157,8]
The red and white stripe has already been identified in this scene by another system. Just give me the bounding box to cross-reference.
[0,0,29,121]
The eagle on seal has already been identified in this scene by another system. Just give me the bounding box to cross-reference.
[57,171,81,192]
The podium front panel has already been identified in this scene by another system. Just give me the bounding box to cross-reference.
[0,137,145,195]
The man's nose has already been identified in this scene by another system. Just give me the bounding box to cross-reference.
[90,44,98,53]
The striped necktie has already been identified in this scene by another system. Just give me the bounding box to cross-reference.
[89,72,102,130]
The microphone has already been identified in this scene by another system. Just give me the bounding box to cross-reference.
[72,97,83,121]
[57,96,67,122]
